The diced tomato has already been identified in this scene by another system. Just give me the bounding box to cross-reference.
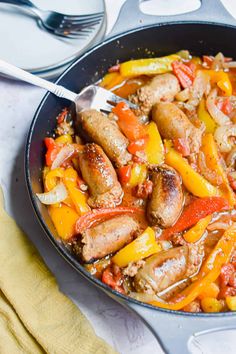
[128,136,148,154]
[216,97,233,116]
[219,286,236,299]
[118,165,132,185]
[220,263,235,286]
[133,180,153,199]
[57,108,68,124]
[228,174,236,191]
[171,60,195,88]
[108,64,120,73]
[229,272,236,288]
[102,266,124,293]
[44,137,60,166]
[172,138,190,156]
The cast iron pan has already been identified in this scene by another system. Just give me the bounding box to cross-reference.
[25,1,236,353]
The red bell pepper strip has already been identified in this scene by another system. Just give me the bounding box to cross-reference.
[171,60,195,88]
[216,97,233,116]
[102,266,124,293]
[128,136,148,154]
[203,55,214,66]
[108,64,120,73]
[44,137,60,166]
[172,138,190,157]
[161,197,230,240]
[57,108,68,124]
[112,102,146,141]
[118,165,132,185]
[75,206,144,234]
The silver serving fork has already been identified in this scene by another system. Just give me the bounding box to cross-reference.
[0,0,104,38]
[0,59,137,113]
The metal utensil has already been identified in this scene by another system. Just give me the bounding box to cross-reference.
[0,59,137,112]
[0,0,104,38]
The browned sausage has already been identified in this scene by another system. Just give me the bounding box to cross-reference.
[79,109,131,167]
[134,246,188,293]
[78,143,123,208]
[81,215,139,262]
[130,73,180,116]
[152,102,202,153]
[147,165,183,228]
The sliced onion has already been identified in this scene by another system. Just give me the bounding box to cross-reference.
[223,61,236,69]
[51,144,75,170]
[129,291,164,303]
[198,151,223,185]
[214,124,236,152]
[226,147,236,167]
[206,89,231,125]
[36,182,68,205]
[187,70,210,107]
[211,52,225,70]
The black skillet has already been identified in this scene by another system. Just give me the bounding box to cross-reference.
[25,1,236,353]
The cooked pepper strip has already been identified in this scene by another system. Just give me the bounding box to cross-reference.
[161,197,229,240]
[128,137,148,154]
[117,165,132,185]
[75,207,144,234]
[55,134,73,144]
[120,54,180,77]
[49,205,79,240]
[172,60,195,88]
[165,148,219,197]
[44,137,60,167]
[201,69,232,96]
[197,98,217,134]
[100,72,125,90]
[129,164,147,188]
[63,167,90,216]
[145,122,164,165]
[201,133,236,206]
[102,266,124,293]
[44,167,64,191]
[150,224,236,310]
[183,215,212,243]
[112,102,146,141]
[112,227,161,267]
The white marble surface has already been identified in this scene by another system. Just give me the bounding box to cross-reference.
[1,1,236,354]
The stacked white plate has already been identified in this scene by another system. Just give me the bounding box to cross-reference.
[0,0,106,78]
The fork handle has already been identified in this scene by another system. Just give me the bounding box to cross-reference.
[0,0,34,7]
[0,59,77,102]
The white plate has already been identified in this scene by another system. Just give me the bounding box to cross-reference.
[0,0,106,75]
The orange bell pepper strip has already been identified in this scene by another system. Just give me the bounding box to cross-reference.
[183,215,212,243]
[100,72,125,90]
[197,98,217,134]
[75,207,144,234]
[161,197,229,240]
[201,69,232,96]
[145,122,164,165]
[63,167,90,216]
[49,205,79,240]
[112,102,146,141]
[201,133,236,207]
[150,224,236,310]
[128,137,148,154]
[44,137,60,167]
[165,147,220,197]
[112,227,161,267]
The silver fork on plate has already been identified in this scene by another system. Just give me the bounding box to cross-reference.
[0,59,137,113]
[0,0,104,38]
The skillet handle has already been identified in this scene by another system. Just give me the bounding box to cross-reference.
[107,0,236,38]
[121,301,236,354]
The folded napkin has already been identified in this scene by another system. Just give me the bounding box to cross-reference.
[0,187,117,354]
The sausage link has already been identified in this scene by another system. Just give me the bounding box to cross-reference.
[79,143,123,208]
[81,215,139,262]
[147,165,183,228]
[79,109,131,167]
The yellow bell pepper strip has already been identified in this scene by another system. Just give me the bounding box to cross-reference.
[183,215,212,243]
[161,197,229,240]
[63,167,90,216]
[49,204,79,240]
[120,54,180,77]
[55,134,73,144]
[165,148,219,197]
[44,167,64,191]
[149,223,236,310]
[145,122,164,165]
[112,227,161,267]
[100,72,125,90]
[200,69,232,96]
[129,164,147,188]
[201,133,236,206]
[197,98,217,133]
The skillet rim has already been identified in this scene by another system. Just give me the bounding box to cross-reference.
[25,21,236,317]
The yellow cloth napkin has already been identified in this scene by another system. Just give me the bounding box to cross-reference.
[0,188,117,354]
